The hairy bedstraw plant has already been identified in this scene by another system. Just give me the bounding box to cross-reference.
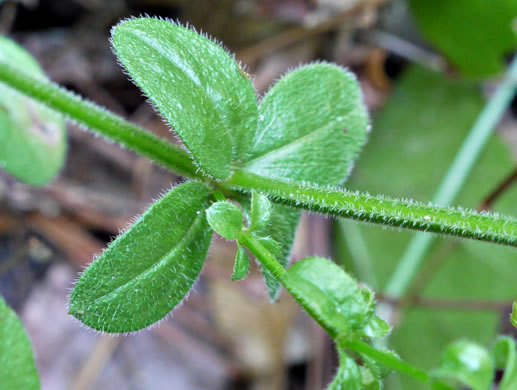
[2,17,517,390]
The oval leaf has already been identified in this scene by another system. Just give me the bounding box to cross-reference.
[69,181,213,333]
[0,36,66,186]
[512,301,517,328]
[206,201,243,240]
[242,63,368,299]
[232,243,250,281]
[243,63,368,186]
[111,18,258,179]
[0,297,40,390]
[432,341,494,390]
[285,256,385,340]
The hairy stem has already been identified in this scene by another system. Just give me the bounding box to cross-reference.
[224,170,517,247]
[237,231,288,282]
[0,62,198,178]
[2,62,517,249]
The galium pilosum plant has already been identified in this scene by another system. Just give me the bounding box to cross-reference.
[1,16,517,390]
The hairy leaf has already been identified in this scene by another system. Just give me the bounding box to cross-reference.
[0,297,40,390]
[409,0,517,77]
[232,243,250,281]
[244,63,368,185]
[248,191,271,232]
[432,341,494,390]
[285,256,387,340]
[69,181,213,332]
[241,198,300,299]
[206,201,243,240]
[243,63,368,298]
[111,18,258,179]
[360,366,382,390]
[338,66,517,389]
[0,36,66,185]
[327,349,362,390]
[491,336,517,390]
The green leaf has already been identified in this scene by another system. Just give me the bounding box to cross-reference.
[206,201,243,240]
[432,341,494,390]
[232,243,250,281]
[285,256,385,340]
[241,198,300,300]
[360,366,382,390]
[69,181,213,333]
[0,297,40,390]
[327,349,362,390]
[242,63,368,299]
[512,301,517,328]
[0,36,66,185]
[338,65,517,389]
[409,0,517,77]
[111,17,258,179]
[248,191,271,231]
[243,63,368,186]
[363,314,390,339]
[491,336,517,390]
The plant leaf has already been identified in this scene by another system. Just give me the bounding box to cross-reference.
[244,63,368,186]
[248,191,271,232]
[285,256,385,340]
[512,301,517,329]
[242,63,368,298]
[327,349,362,390]
[69,181,213,333]
[491,336,517,390]
[432,341,494,390]
[0,297,40,390]
[232,243,250,281]
[409,0,517,77]
[241,198,300,300]
[360,366,382,390]
[111,17,258,179]
[206,201,243,240]
[0,36,66,186]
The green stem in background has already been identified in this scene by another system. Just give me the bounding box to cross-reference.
[224,169,517,247]
[344,340,454,390]
[0,62,198,178]
[338,220,378,288]
[384,55,517,298]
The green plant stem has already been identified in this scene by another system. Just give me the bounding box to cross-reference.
[3,62,517,250]
[344,340,453,390]
[240,230,449,386]
[239,230,340,338]
[237,231,288,282]
[384,55,517,298]
[0,62,198,178]
[223,169,517,247]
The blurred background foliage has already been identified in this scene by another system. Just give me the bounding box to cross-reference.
[1,0,517,389]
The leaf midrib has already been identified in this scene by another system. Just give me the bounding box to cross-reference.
[91,210,206,304]
[244,118,344,168]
